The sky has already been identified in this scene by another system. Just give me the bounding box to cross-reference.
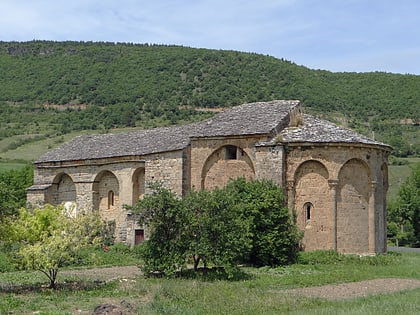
[1,0,419,75]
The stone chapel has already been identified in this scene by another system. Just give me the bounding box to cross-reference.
[27,100,391,254]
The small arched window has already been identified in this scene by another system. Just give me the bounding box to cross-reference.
[303,202,313,224]
[108,190,115,209]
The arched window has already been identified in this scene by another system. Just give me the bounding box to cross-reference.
[108,190,115,209]
[304,202,313,224]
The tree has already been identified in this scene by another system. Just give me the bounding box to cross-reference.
[225,178,302,266]
[182,188,252,273]
[0,166,33,219]
[132,182,187,275]
[130,179,301,276]
[388,163,420,247]
[9,205,105,288]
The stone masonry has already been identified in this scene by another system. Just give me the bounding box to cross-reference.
[28,100,391,254]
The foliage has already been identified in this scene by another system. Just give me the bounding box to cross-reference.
[297,250,400,266]
[130,179,301,276]
[0,251,419,314]
[8,205,105,288]
[182,187,252,273]
[225,178,302,266]
[131,182,187,275]
[388,162,420,246]
[130,182,252,276]
[0,41,419,160]
[0,165,33,220]
[73,243,143,267]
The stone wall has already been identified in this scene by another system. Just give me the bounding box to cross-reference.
[285,143,389,254]
[254,145,285,186]
[28,150,186,245]
[28,134,389,254]
[189,136,264,190]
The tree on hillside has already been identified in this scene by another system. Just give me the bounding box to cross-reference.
[8,205,105,288]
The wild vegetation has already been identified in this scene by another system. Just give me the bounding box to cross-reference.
[0,40,419,313]
[0,40,419,165]
[387,162,420,247]
[0,250,419,314]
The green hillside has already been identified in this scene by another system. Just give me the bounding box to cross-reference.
[0,40,419,163]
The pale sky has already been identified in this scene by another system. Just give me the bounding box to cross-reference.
[1,0,419,74]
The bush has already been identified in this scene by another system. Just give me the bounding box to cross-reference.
[0,249,15,272]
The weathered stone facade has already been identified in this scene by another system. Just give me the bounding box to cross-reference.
[28,100,391,254]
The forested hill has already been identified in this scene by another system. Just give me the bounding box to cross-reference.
[0,41,419,157]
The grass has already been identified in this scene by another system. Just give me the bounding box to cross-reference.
[388,157,420,200]
[0,251,419,314]
[0,160,29,172]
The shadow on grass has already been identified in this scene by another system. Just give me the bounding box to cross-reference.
[0,280,107,294]
[146,266,253,282]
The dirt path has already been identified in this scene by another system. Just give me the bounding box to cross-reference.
[285,278,420,300]
[61,265,141,282]
[61,266,420,300]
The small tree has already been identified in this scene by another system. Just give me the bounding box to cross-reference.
[183,188,252,273]
[130,183,252,276]
[10,205,104,288]
[389,163,420,247]
[131,179,300,276]
[131,183,187,275]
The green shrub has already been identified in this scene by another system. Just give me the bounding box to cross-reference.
[297,250,401,266]
[0,250,15,272]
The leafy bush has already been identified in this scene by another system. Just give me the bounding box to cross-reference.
[0,248,15,272]
[130,179,301,276]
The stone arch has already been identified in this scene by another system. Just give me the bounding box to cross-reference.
[49,173,76,206]
[294,160,331,251]
[92,170,120,213]
[201,144,255,190]
[132,167,145,205]
[337,158,371,253]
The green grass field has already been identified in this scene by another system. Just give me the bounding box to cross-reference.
[388,157,420,200]
[0,251,419,314]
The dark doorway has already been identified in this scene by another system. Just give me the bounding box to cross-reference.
[135,229,145,245]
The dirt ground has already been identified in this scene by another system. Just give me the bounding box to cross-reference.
[61,265,141,282]
[285,278,420,300]
[61,266,420,300]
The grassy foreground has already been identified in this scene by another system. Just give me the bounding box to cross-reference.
[0,251,419,314]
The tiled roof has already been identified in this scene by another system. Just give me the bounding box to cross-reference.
[280,114,390,147]
[35,100,390,163]
[190,100,300,137]
[36,100,298,163]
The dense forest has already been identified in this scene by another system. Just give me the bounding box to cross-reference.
[0,40,419,157]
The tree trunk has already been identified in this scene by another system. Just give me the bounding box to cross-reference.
[193,255,200,271]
